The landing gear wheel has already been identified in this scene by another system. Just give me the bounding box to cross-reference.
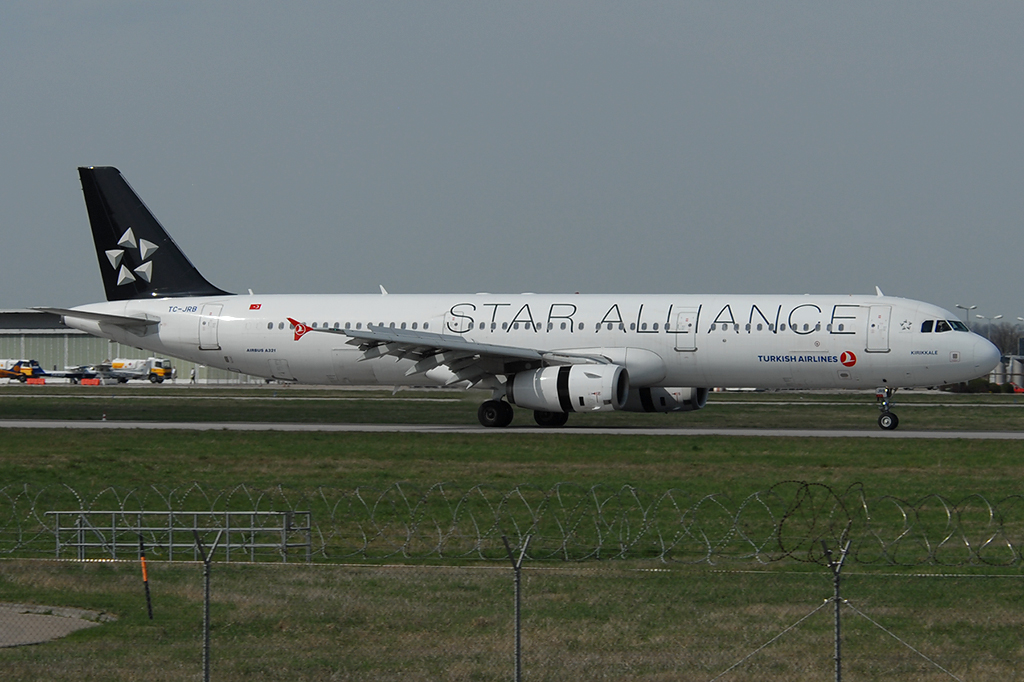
[478,400,514,428]
[534,411,569,427]
[878,411,899,430]
[875,386,900,430]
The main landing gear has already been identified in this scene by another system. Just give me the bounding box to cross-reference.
[533,411,569,427]
[876,387,899,430]
[477,401,571,428]
[478,400,514,428]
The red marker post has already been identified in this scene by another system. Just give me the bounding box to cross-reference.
[139,535,153,620]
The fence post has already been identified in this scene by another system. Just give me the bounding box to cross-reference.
[822,539,851,682]
[193,529,223,682]
[503,534,531,682]
[53,513,62,559]
[282,511,291,563]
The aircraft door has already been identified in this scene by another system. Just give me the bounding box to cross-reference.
[866,305,891,352]
[199,304,222,350]
[673,306,700,352]
[269,359,295,381]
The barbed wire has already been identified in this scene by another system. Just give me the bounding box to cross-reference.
[1,482,1022,566]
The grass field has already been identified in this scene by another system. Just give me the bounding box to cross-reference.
[0,387,1022,679]
[2,561,1022,681]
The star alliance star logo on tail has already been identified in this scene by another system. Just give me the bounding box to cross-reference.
[105,227,159,287]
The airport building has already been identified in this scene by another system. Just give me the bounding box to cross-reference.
[0,310,259,384]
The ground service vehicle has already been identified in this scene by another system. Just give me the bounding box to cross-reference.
[104,357,176,383]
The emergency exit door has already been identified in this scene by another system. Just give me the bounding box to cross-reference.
[199,304,222,350]
[866,305,891,352]
[673,306,700,352]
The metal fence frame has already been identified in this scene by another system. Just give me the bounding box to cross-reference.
[44,510,312,562]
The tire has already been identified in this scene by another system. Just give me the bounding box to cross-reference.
[149,374,159,383]
[878,412,899,430]
[498,401,514,427]
[534,411,569,427]
[478,400,514,428]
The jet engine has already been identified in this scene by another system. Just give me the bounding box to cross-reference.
[507,365,629,413]
[621,386,709,413]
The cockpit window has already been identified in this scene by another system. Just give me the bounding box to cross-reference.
[935,320,952,333]
[921,320,934,333]
[949,320,969,332]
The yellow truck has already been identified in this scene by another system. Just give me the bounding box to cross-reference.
[107,357,177,383]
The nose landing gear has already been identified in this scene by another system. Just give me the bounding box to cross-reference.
[876,387,899,430]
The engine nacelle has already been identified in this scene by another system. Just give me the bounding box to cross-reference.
[621,386,709,413]
[507,365,629,413]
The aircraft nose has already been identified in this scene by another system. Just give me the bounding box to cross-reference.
[974,336,1001,375]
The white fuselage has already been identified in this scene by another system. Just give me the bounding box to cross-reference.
[63,293,1000,390]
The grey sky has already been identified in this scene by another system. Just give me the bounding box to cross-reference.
[2,2,1021,324]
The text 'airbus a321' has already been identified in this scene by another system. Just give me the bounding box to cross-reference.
[39,167,1000,429]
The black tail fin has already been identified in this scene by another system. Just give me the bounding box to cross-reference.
[79,166,231,301]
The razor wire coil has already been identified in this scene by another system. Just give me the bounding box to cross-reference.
[1,482,1023,566]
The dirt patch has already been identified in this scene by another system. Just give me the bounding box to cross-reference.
[0,603,116,647]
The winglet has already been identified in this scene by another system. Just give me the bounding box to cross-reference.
[875,286,884,297]
[287,317,312,341]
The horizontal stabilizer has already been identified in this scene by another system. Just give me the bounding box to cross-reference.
[34,307,160,332]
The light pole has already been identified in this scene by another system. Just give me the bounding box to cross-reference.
[1014,318,1024,383]
[956,304,977,326]
[975,314,1003,342]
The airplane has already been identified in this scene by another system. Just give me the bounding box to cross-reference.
[38,166,1001,429]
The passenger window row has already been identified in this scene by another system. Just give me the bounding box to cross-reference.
[267,319,968,335]
[267,321,433,331]
[265,320,852,333]
[707,323,842,332]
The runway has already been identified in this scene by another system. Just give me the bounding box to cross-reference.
[1,419,1021,439]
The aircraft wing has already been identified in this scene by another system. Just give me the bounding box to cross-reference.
[34,307,160,332]
[287,318,610,386]
[48,365,100,380]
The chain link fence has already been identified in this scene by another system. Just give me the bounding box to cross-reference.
[2,559,1019,681]
[2,481,1023,680]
